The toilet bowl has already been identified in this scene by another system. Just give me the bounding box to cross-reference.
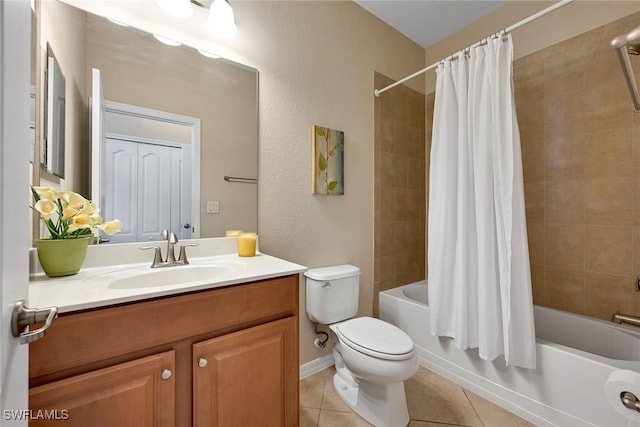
[305,265,418,427]
[330,317,418,427]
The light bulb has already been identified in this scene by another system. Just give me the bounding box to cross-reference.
[207,0,237,38]
[156,0,193,19]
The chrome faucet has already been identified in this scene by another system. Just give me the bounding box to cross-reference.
[611,311,640,328]
[140,229,198,268]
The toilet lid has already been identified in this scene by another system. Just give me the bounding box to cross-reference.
[334,317,415,361]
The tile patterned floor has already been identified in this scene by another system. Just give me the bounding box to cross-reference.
[300,366,534,427]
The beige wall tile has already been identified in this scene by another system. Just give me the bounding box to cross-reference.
[379,188,394,221]
[407,189,424,221]
[584,80,631,133]
[543,40,585,99]
[545,224,584,270]
[521,136,544,183]
[543,91,584,140]
[378,220,394,257]
[584,177,633,226]
[374,73,426,300]
[635,176,640,227]
[634,227,640,277]
[407,158,425,190]
[544,267,585,314]
[527,222,544,266]
[585,272,633,320]
[584,127,632,178]
[545,180,583,225]
[378,116,395,153]
[524,182,544,223]
[544,133,584,182]
[585,225,633,275]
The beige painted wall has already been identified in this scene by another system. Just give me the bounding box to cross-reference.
[63,0,425,365]
[239,1,425,365]
[424,1,640,93]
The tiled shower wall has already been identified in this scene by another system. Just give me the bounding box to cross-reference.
[516,12,640,320]
[373,72,428,316]
[375,11,640,322]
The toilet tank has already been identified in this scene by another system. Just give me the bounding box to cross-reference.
[304,264,360,324]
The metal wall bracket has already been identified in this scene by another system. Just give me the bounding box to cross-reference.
[11,300,58,344]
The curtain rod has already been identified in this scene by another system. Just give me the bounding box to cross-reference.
[374,0,574,97]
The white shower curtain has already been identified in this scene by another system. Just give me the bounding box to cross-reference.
[428,34,536,369]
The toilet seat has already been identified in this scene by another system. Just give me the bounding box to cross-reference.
[332,317,415,361]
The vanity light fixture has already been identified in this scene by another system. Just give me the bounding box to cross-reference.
[207,0,237,38]
[153,34,182,47]
[156,0,193,19]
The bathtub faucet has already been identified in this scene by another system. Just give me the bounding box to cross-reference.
[611,311,640,328]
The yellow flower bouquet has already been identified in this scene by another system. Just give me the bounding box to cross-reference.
[31,186,122,239]
[31,187,122,277]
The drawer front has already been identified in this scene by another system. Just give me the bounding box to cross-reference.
[30,275,298,379]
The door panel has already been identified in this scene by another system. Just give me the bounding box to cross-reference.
[104,138,137,244]
[138,144,173,242]
[29,351,175,427]
[1,1,31,425]
[193,317,298,427]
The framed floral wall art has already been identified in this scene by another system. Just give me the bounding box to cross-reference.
[312,125,344,195]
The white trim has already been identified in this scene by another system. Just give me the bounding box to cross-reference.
[300,354,334,380]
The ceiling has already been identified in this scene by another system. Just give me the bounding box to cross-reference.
[354,0,509,49]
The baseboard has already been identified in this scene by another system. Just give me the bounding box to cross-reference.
[300,354,334,379]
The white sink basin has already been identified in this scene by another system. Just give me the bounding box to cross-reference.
[107,265,235,289]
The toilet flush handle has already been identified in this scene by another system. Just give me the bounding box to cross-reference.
[323,281,331,288]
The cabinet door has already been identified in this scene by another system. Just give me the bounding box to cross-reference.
[29,350,175,427]
[193,317,298,427]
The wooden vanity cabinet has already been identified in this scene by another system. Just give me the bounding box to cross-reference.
[29,275,299,426]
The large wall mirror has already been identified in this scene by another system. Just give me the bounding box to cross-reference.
[32,0,258,244]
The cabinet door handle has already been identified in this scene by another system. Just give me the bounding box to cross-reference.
[198,358,208,368]
[161,369,172,380]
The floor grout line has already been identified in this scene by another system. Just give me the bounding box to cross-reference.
[461,388,486,427]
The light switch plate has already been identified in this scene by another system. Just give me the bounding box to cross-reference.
[207,201,220,214]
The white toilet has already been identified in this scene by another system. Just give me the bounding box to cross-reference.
[305,264,418,427]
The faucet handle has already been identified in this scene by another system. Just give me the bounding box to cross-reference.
[178,243,199,264]
[140,245,163,267]
[168,232,178,243]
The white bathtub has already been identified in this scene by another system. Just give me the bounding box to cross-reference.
[380,281,640,426]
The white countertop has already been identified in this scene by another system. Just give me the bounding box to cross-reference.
[29,252,307,314]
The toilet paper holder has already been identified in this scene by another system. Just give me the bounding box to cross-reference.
[621,391,640,413]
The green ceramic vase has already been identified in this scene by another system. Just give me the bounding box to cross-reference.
[35,236,91,277]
